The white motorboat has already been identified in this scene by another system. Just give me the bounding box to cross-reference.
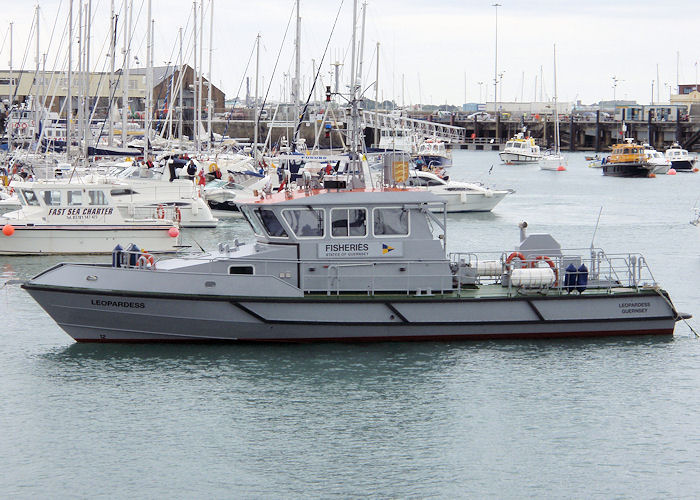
[665,142,697,172]
[0,188,21,215]
[1,180,181,255]
[95,162,218,228]
[377,127,418,153]
[642,144,671,175]
[203,175,272,216]
[413,139,452,168]
[499,133,542,164]
[404,170,511,212]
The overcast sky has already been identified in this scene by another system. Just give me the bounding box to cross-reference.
[1,0,698,107]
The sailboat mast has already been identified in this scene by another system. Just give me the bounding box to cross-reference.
[35,6,40,143]
[85,0,92,158]
[292,0,301,151]
[66,3,72,159]
[121,0,129,148]
[108,0,115,146]
[375,42,379,149]
[348,0,361,182]
[145,0,152,160]
[198,0,204,151]
[207,0,214,145]
[77,2,83,159]
[253,33,260,165]
[193,1,198,151]
[179,27,184,150]
[553,44,559,155]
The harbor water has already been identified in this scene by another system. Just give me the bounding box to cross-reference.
[2,150,700,497]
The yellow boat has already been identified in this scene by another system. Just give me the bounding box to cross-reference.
[602,139,652,178]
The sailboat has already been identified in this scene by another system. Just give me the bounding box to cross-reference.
[541,44,567,171]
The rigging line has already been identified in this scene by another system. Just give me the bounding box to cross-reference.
[28,4,71,155]
[258,1,296,124]
[0,24,9,55]
[293,0,345,146]
[37,0,65,107]
[10,15,38,104]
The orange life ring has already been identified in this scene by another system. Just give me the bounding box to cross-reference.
[174,207,182,222]
[13,123,19,128]
[506,251,527,266]
[156,204,165,219]
[533,255,558,285]
[137,252,155,269]
[21,122,27,129]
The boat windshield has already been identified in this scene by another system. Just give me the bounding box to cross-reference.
[254,207,288,238]
[240,205,266,236]
[22,190,40,206]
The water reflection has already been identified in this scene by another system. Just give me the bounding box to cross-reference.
[42,335,675,383]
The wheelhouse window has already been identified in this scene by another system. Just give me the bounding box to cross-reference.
[331,208,367,237]
[373,207,409,236]
[22,190,40,206]
[254,207,288,238]
[88,190,108,205]
[41,190,62,206]
[282,208,324,237]
[67,190,83,206]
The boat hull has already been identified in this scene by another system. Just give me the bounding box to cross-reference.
[23,284,678,342]
[414,154,452,167]
[0,226,178,255]
[670,159,696,171]
[602,163,651,178]
[434,191,507,212]
[499,152,541,164]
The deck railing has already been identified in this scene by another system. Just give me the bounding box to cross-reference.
[109,247,658,297]
[449,248,657,294]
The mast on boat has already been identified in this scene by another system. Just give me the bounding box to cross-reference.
[178,27,184,150]
[292,0,301,152]
[553,44,560,156]
[207,0,214,145]
[66,3,72,160]
[121,0,130,148]
[144,0,152,160]
[198,0,204,151]
[34,6,40,147]
[253,33,260,165]
[108,0,115,146]
[192,1,198,152]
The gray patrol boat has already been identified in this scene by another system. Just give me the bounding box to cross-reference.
[22,182,687,342]
[20,4,687,341]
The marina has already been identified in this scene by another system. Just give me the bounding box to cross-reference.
[4,150,700,496]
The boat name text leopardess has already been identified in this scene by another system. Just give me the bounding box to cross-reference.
[91,299,145,309]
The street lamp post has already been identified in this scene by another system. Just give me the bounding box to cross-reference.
[477,81,484,104]
[493,3,501,140]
